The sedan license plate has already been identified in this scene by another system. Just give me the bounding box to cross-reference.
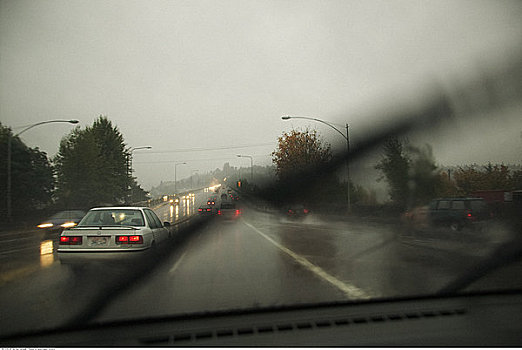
[88,236,110,246]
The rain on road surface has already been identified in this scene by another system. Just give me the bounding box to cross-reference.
[0,203,512,336]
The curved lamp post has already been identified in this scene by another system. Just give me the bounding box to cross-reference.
[128,146,152,202]
[6,119,79,221]
[282,115,351,213]
[236,154,253,183]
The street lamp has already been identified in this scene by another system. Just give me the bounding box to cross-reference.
[282,115,351,213]
[174,162,186,194]
[236,155,253,183]
[6,119,79,221]
[127,146,152,203]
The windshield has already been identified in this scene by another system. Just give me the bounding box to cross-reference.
[78,209,146,227]
[1,0,522,340]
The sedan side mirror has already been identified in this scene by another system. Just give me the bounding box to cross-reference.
[163,221,171,227]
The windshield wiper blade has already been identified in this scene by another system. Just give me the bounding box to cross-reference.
[63,53,522,329]
[65,216,212,327]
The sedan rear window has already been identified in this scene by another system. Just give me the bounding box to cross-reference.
[78,209,145,227]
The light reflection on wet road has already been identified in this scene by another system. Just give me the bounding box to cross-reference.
[0,204,518,337]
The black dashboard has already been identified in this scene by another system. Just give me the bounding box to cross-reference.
[2,290,521,346]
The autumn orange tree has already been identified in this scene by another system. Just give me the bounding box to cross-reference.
[272,128,332,181]
[453,163,519,195]
[272,128,344,208]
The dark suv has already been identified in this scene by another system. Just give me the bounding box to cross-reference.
[428,197,490,231]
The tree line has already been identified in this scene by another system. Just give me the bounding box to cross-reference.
[375,138,522,211]
[0,116,148,223]
[268,128,521,213]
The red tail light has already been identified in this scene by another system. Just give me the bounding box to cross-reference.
[218,210,222,215]
[198,208,202,212]
[116,236,129,243]
[303,209,309,214]
[235,209,240,216]
[129,235,143,243]
[59,236,82,245]
[467,213,472,217]
[116,235,143,244]
[206,208,211,211]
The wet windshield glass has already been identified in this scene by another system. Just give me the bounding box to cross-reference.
[1,0,522,339]
[78,210,145,227]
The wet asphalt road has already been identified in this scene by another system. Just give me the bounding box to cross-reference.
[0,202,517,337]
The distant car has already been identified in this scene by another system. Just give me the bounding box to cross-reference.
[217,202,241,220]
[37,210,86,233]
[198,205,214,216]
[57,207,171,265]
[428,197,490,231]
[286,204,310,219]
[207,197,217,206]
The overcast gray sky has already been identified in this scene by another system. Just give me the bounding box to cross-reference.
[2,0,521,189]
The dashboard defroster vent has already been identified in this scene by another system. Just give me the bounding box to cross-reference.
[139,307,468,345]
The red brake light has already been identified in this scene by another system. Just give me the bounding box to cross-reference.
[218,210,221,215]
[235,209,240,216]
[198,208,202,212]
[467,213,472,217]
[303,209,309,214]
[60,236,82,245]
[207,208,211,211]
[116,235,143,244]
[129,235,143,243]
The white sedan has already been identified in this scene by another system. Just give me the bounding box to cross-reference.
[58,207,171,265]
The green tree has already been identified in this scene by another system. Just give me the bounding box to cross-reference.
[375,138,410,209]
[434,170,459,197]
[54,116,132,208]
[0,123,54,220]
[129,180,149,203]
[407,144,440,205]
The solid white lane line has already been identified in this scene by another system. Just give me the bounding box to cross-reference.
[243,220,371,300]
[168,251,187,275]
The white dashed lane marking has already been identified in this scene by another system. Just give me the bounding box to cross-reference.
[243,220,371,300]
